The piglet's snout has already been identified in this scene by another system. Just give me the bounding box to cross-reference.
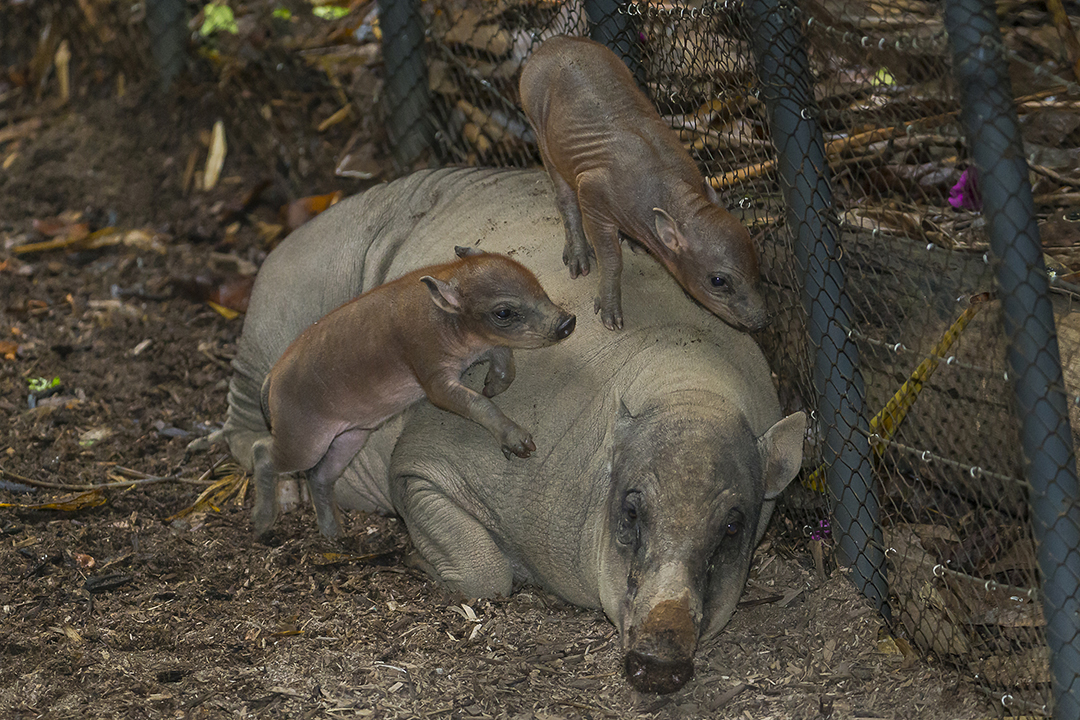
[555,314,576,340]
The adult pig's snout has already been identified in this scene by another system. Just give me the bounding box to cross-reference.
[555,314,576,340]
[624,650,694,694]
[623,596,698,693]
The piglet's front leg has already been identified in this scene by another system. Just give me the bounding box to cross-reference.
[424,374,536,459]
[482,346,515,398]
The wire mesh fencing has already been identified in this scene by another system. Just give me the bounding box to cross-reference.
[380,0,1080,714]
[13,0,1077,713]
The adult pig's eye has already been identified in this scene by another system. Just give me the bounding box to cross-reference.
[710,274,733,293]
[724,511,744,538]
[617,491,642,546]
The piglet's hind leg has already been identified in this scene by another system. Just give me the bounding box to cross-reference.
[305,428,371,540]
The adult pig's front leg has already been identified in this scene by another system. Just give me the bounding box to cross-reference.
[423,375,535,458]
[394,473,514,597]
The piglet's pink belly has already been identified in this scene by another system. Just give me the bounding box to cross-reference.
[315,380,427,433]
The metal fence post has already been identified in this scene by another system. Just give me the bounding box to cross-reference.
[744,0,889,619]
[582,0,643,85]
[380,0,434,169]
[145,0,187,92]
[945,0,1080,715]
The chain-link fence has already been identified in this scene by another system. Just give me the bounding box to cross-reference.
[15,0,1077,713]
[378,0,1080,715]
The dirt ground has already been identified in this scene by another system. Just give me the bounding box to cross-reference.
[0,9,993,720]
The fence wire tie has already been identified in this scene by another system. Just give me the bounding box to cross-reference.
[920,450,932,462]
[878,38,886,50]
[969,465,983,479]
[932,563,945,578]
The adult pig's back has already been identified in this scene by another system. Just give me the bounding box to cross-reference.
[224,167,546,512]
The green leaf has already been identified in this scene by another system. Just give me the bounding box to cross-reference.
[873,67,896,87]
[272,7,293,19]
[199,3,239,37]
[313,5,350,19]
[28,376,61,393]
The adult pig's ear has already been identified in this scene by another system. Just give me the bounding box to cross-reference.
[421,276,462,314]
[757,411,806,499]
[653,208,686,253]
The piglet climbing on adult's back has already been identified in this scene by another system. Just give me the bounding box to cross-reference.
[519,35,767,331]
[251,247,576,541]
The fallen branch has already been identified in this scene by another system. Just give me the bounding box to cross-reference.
[711,87,1068,189]
[0,456,226,491]
[1029,162,1080,189]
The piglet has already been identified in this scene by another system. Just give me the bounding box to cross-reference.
[519,35,767,331]
[251,247,576,540]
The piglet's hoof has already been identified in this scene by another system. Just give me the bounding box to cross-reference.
[564,251,591,279]
[500,427,536,459]
[594,297,624,331]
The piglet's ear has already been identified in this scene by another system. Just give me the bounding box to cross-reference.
[455,245,482,258]
[421,276,462,314]
[703,180,720,205]
[653,208,685,253]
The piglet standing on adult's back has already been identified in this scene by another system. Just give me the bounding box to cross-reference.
[251,247,576,541]
[519,35,767,331]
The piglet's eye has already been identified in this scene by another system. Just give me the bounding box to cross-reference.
[491,307,515,324]
[725,520,741,536]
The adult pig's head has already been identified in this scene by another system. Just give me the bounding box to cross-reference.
[598,392,805,693]
[421,248,576,348]
[652,192,767,332]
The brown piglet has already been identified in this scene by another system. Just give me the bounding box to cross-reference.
[519,35,767,331]
[251,247,576,540]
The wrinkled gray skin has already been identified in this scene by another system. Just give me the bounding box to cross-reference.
[224,167,805,695]
[519,35,767,332]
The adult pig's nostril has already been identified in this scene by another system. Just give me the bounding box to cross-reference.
[624,650,694,694]
[556,315,576,340]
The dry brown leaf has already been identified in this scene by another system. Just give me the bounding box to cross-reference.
[0,489,107,512]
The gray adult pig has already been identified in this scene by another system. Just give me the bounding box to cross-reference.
[223,167,805,695]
